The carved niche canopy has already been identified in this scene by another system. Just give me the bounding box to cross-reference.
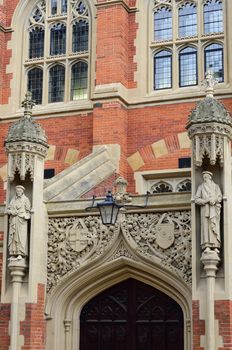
[187,99,232,167]
[5,92,48,181]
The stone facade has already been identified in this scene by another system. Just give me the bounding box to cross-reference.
[0,1,232,349]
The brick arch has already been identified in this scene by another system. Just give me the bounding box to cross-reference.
[127,131,191,171]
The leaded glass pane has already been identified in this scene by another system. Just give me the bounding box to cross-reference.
[179,47,197,87]
[28,68,43,104]
[205,43,224,82]
[179,3,197,38]
[72,20,89,53]
[154,8,172,41]
[204,0,223,34]
[29,27,44,59]
[61,0,67,14]
[50,23,66,56]
[71,61,88,100]
[154,50,172,89]
[49,65,65,102]
[51,0,57,15]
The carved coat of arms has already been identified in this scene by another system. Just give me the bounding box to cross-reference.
[67,220,89,252]
[155,223,174,250]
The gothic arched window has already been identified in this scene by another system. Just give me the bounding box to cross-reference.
[204,0,223,34]
[71,61,88,100]
[178,3,197,38]
[154,7,172,41]
[154,50,172,89]
[204,43,224,82]
[179,47,197,87]
[27,68,43,104]
[25,0,91,105]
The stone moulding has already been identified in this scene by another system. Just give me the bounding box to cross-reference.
[47,210,191,294]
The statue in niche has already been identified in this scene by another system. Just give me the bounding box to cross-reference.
[7,185,31,260]
[195,171,222,252]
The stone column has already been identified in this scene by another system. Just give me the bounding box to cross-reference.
[8,260,27,350]
[201,250,220,350]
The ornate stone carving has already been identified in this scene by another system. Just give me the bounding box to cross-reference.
[121,211,191,284]
[150,181,173,193]
[149,178,191,193]
[106,241,136,262]
[114,176,132,204]
[176,179,191,192]
[29,0,46,26]
[195,171,222,253]
[5,93,48,181]
[7,186,31,260]
[202,69,218,98]
[47,211,192,292]
[71,0,89,21]
[47,216,120,292]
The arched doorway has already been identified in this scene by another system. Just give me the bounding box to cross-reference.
[80,278,184,350]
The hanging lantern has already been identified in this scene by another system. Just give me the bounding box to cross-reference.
[97,191,121,225]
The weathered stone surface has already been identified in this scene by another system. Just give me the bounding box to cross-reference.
[44,146,116,201]
[187,97,232,128]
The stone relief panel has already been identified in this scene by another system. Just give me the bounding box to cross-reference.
[47,211,191,293]
[121,211,191,284]
[47,216,120,292]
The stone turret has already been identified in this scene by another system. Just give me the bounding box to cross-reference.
[5,92,48,181]
[187,70,232,167]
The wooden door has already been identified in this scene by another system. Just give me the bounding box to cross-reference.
[80,279,184,350]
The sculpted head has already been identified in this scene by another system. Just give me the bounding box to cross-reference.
[202,171,213,183]
[15,185,25,197]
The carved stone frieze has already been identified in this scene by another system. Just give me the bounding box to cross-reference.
[47,216,120,292]
[47,211,192,293]
[121,211,191,284]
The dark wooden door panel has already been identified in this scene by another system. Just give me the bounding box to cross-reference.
[80,279,184,350]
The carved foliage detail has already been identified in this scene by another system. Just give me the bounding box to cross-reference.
[47,212,192,292]
[47,216,120,292]
[121,212,191,284]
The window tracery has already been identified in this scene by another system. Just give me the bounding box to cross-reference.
[25,0,91,105]
[151,0,225,92]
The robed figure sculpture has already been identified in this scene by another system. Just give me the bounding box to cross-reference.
[7,185,31,260]
[195,171,222,252]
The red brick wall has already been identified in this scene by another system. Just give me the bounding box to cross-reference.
[215,300,232,349]
[192,300,205,350]
[96,2,137,88]
[0,304,10,350]
[20,284,46,350]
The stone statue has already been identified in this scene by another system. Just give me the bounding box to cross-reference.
[7,185,31,260]
[195,171,222,252]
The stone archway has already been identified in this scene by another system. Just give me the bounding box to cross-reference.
[46,258,191,350]
[80,278,184,350]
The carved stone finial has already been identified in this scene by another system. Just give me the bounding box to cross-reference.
[114,176,131,204]
[21,91,35,118]
[201,69,218,98]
